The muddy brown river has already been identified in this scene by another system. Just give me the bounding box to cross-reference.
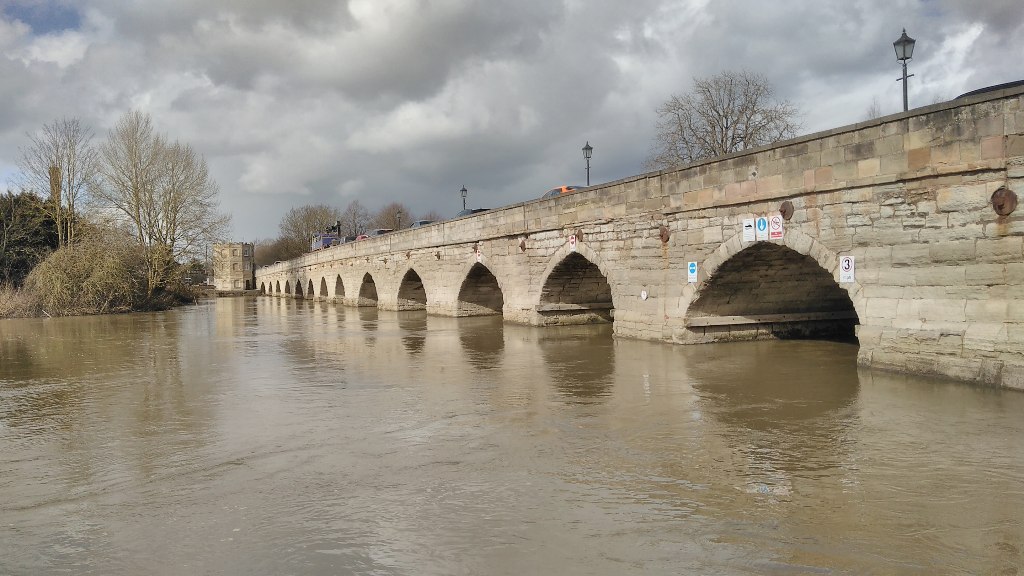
[1,298,1022,574]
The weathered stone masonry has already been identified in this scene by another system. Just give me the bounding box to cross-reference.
[258,86,1024,390]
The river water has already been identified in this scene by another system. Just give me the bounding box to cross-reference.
[1,298,1022,575]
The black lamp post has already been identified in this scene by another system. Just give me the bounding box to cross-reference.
[582,141,593,186]
[460,185,467,211]
[894,29,916,112]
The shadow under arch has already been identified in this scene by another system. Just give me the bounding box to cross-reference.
[334,275,345,300]
[306,279,315,300]
[683,230,862,343]
[285,280,293,296]
[319,277,328,300]
[397,268,427,310]
[357,273,378,307]
[275,280,281,294]
[456,262,504,316]
[537,244,614,325]
[259,282,265,294]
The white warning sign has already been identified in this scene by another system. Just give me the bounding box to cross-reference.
[839,256,855,283]
[742,219,755,243]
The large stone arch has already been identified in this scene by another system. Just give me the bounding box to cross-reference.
[305,279,315,300]
[319,277,328,300]
[535,241,614,325]
[259,282,266,295]
[678,228,865,343]
[397,267,427,310]
[456,262,504,316]
[357,273,379,307]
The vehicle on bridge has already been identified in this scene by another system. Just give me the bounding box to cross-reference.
[409,219,435,228]
[542,185,584,199]
[310,232,340,251]
[356,228,394,240]
[455,208,489,217]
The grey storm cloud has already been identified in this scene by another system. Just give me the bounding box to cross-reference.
[1,0,1021,241]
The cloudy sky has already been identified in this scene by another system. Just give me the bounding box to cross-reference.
[1,0,1021,241]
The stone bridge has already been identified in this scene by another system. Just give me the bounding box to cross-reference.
[257,85,1024,390]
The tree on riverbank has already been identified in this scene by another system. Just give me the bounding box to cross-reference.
[17,118,99,248]
[95,110,230,297]
[24,229,147,316]
[0,189,58,287]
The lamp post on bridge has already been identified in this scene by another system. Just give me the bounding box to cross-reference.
[582,141,593,186]
[894,28,916,112]
[460,185,467,211]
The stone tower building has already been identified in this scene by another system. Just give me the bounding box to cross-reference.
[212,242,255,291]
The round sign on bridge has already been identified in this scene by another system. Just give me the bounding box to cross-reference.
[569,234,577,252]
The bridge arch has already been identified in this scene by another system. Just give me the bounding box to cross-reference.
[357,273,379,307]
[334,275,345,301]
[318,277,328,300]
[536,241,614,325]
[305,279,314,300]
[681,229,864,342]
[397,268,427,310]
[457,262,504,316]
[259,282,266,295]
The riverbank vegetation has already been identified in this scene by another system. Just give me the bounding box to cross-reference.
[0,112,228,318]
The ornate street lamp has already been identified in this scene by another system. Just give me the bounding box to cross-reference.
[460,185,467,211]
[894,29,916,112]
[582,141,593,186]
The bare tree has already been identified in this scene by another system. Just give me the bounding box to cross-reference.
[339,200,370,236]
[17,117,99,247]
[371,201,414,230]
[279,203,343,254]
[253,237,293,266]
[419,209,443,223]
[645,70,801,170]
[95,110,229,296]
[865,97,883,120]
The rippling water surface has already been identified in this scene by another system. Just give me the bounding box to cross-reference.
[1,298,1022,575]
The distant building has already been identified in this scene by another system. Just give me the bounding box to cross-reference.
[212,242,255,291]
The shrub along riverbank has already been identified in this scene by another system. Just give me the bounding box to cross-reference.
[0,233,198,318]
